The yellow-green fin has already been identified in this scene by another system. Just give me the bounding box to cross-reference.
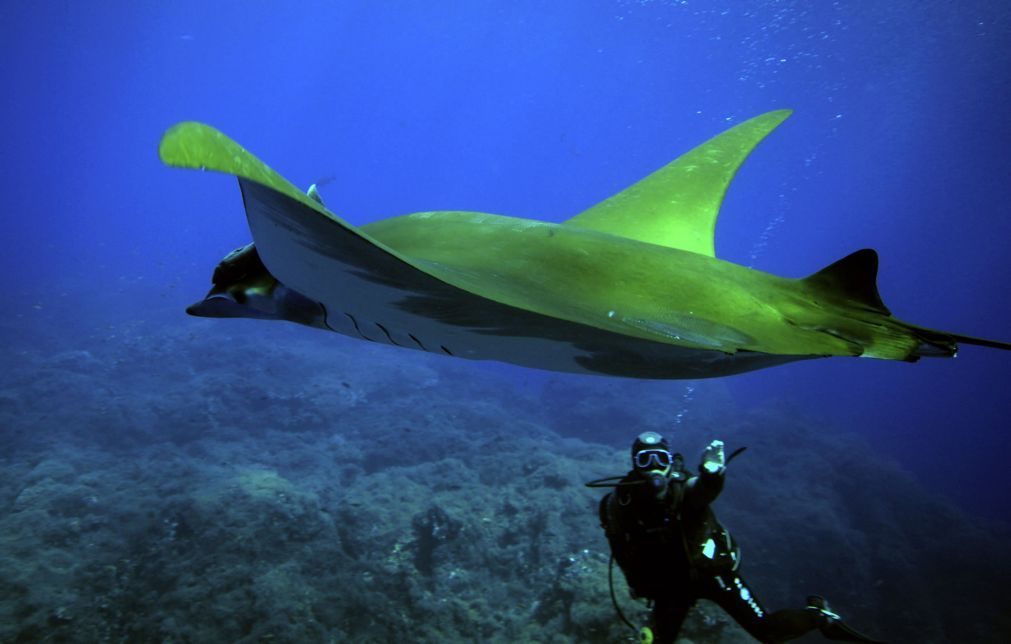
[563,109,793,257]
[158,121,326,217]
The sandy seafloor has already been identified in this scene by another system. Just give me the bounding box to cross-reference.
[1,283,1008,644]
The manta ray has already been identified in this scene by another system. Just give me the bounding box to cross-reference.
[161,110,1011,379]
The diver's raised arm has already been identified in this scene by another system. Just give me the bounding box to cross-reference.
[685,439,726,509]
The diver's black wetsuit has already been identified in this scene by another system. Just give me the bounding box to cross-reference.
[599,463,822,644]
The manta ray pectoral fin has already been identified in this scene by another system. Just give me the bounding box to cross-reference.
[562,109,792,257]
[159,122,474,329]
[159,124,591,351]
[160,122,588,355]
[158,122,317,211]
[157,122,437,283]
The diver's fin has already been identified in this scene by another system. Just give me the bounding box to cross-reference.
[808,596,887,644]
[563,109,792,257]
[822,620,888,644]
[802,249,889,314]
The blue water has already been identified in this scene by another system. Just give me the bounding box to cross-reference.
[2,1,1010,640]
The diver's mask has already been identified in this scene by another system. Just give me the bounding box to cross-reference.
[634,449,673,471]
[633,448,674,499]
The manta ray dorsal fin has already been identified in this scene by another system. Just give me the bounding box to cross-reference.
[563,109,793,257]
[804,248,891,314]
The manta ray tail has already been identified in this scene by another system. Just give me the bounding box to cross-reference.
[804,249,1011,360]
[908,327,1011,358]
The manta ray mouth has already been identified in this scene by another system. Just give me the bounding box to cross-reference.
[187,286,328,328]
[186,293,259,319]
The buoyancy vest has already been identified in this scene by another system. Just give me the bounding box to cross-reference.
[600,469,739,599]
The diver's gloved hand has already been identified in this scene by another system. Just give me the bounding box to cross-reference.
[700,439,726,475]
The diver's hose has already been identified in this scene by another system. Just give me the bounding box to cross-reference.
[608,554,638,633]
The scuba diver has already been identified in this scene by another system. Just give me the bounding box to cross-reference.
[594,431,884,644]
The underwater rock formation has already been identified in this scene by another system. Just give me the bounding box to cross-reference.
[1,297,1009,642]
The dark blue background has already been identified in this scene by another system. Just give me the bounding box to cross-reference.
[3,1,1009,518]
